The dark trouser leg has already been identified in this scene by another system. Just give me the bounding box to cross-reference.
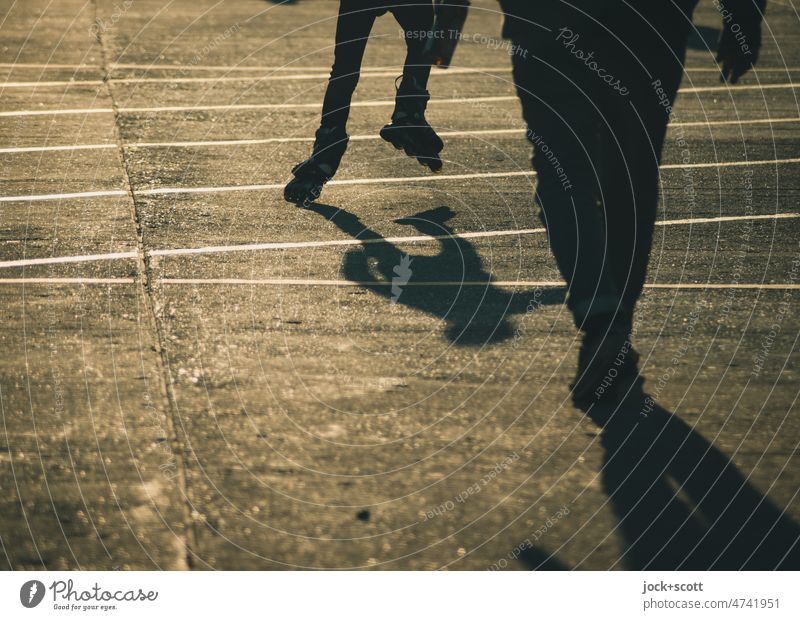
[319,1,378,130]
[510,41,623,330]
[600,7,691,320]
[598,113,661,327]
[391,2,434,99]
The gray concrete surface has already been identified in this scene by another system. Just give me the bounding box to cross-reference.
[0,0,798,569]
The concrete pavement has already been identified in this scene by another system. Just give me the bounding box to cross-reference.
[1,0,798,569]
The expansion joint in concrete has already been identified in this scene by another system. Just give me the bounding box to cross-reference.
[91,0,200,571]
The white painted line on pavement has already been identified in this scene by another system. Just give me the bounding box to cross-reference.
[145,212,800,259]
[0,95,515,118]
[0,107,114,118]
[0,143,117,154]
[0,63,95,69]
[0,67,514,89]
[146,225,549,258]
[4,117,798,155]
[162,278,563,286]
[0,213,795,270]
[0,276,795,290]
[2,277,795,290]
[1,82,798,118]
[0,79,104,88]
[0,277,135,284]
[683,82,800,93]
[139,170,534,198]
[653,212,799,226]
[158,279,800,290]
[4,61,799,72]
[659,157,800,170]
[0,189,127,203]
[3,77,790,92]
[3,156,800,204]
[0,251,138,269]
[112,64,335,72]
[645,283,800,289]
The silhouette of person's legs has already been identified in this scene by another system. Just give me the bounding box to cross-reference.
[320,0,434,130]
[285,1,441,205]
[510,41,623,330]
[381,2,443,172]
[597,118,659,320]
[599,4,692,317]
[503,2,706,403]
[320,1,379,130]
[391,2,434,96]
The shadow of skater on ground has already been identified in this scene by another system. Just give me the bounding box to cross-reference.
[517,389,800,570]
[306,203,563,345]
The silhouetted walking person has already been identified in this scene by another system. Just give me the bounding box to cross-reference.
[498,0,765,405]
[285,0,444,206]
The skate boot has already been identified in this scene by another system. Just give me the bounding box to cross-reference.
[284,125,349,206]
[380,84,444,173]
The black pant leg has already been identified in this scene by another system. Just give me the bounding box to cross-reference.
[600,2,693,317]
[319,1,378,129]
[391,1,434,94]
[510,37,624,329]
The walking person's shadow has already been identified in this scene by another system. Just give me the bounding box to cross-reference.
[306,203,562,345]
[517,390,800,570]
[307,203,800,569]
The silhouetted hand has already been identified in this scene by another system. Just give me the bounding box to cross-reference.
[716,21,761,84]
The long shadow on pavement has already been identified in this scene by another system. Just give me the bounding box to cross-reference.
[306,203,563,345]
[307,203,799,569]
[519,390,800,570]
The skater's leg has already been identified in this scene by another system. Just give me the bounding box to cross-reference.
[284,124,350,205]
[285,1,377,205]
[392,2,434,95]
[381,2,442,171]
[320,1,378,129]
